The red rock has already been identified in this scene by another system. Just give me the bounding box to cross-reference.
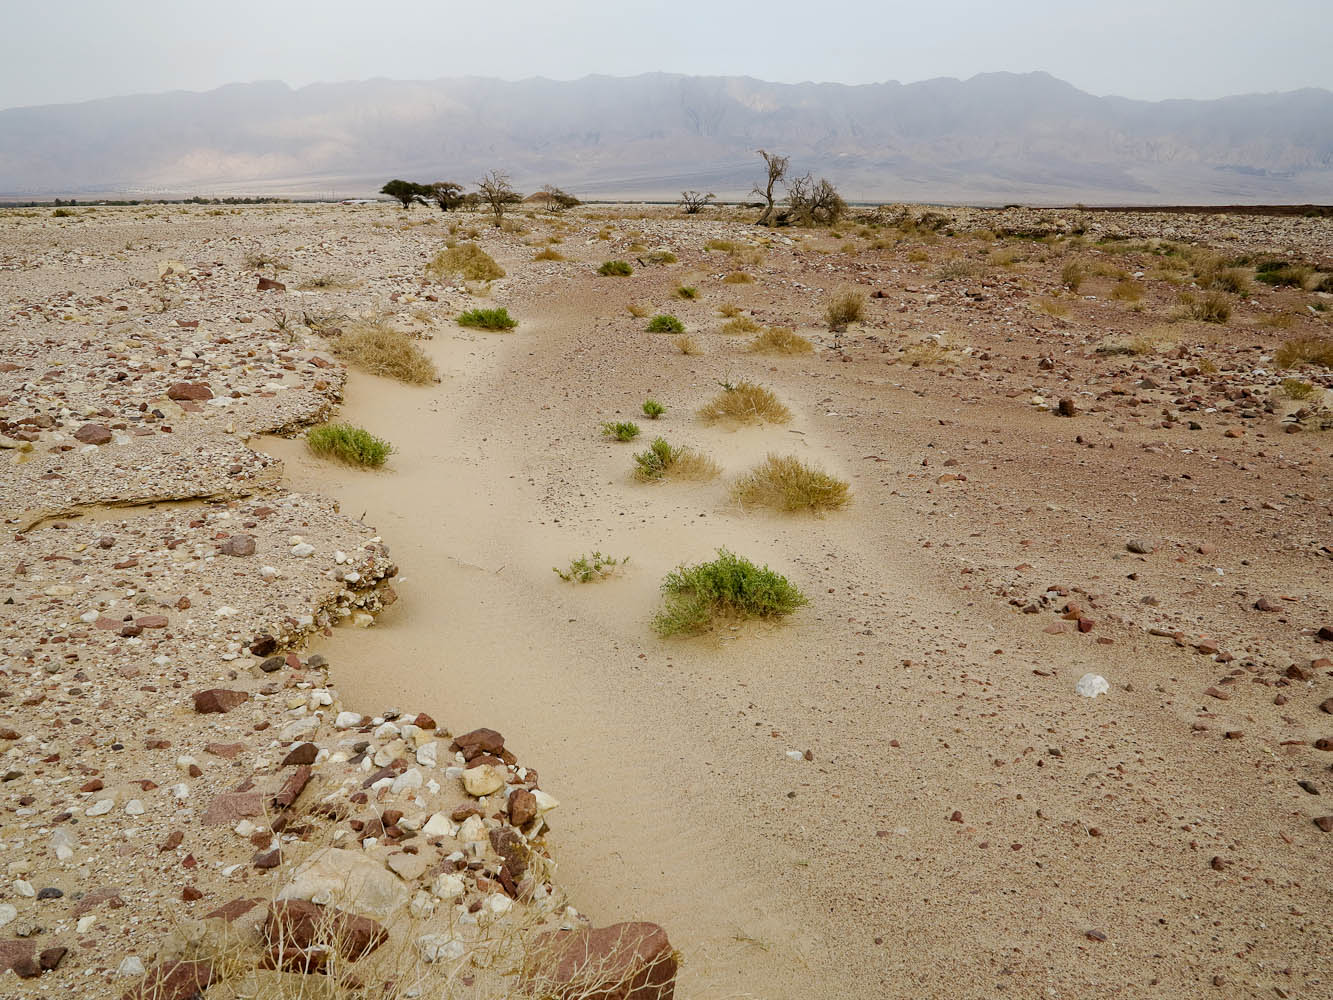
[1314,816,1333,832]
[272,765,311,810]
[0,728,19,740]
[81,778,104,792]
[1321,698,1333,715]
[193,689,249,714]
[202,791,264,826]
[250,634,278,656]
[166,382,213,401]
[204,742,246,759]
[257,277,286,292]
[182,886,203,901]
[136,614,168,629]
[281,742,318,766]
[38,947,67,971]
[0,941,36,976]
[1315,738,1333,752]
[159,830,184,852]
[1205,686,1231,700]
[263,900,387,962]
[120,960,218,1000]
[204,897,264,922]
[509,788,538,826]
[219,534,256,556]
[452,727,505,760]
[73,422,113,444]
[414,712,437,730]
[1254,596,1280,612]
[523,922,676,1000]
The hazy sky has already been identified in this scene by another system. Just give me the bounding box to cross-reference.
[2,0,1328,110]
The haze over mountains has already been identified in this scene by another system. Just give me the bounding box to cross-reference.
[2,71,1331,204]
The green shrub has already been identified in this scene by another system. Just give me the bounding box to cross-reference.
[601,420,641,442]
[426,243,505,282]
[1256,263,1311,288]
[651,548,809,637]
[646,250,678,264]
[457,307,517,330]
[553,552,626,583]
[306,423,393,467]
[51,208,74,218]
[598,260,633,276]
[642,399,665,419]
[1280,378,1315,400]
[646,314,685,333]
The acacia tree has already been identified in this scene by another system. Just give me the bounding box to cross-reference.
[476,170,522,226]
[679,190,715,214]
[380,179,429,210]
[786,172,847,227]
[751,150,789,226]
[429,181,465,213]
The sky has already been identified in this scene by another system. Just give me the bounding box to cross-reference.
[1,0,1328,111]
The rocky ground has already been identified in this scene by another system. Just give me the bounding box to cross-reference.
[2,198,1331,999]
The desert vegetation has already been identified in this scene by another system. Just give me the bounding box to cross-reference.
[426,243,505,282]
[598,260,633,277]
[554,551,626,583]
[646,314,685,333]
[457,307,517,330]
[306,423,394,467]
[332,318,437,384]
[824,289,866,332]
[632,437,720,482]
[698,381,791,424]
[601,420,641,442]
[651,548,809,636]
[749,326,813,355]
[731,454,850,513]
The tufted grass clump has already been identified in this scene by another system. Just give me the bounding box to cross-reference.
[554,551,627,583]
[307,423,393,467]
[647,250,678,264]
[823,289,865,332]
[749,326,813,355]
[723,272,754,284]
[672,334,701,355]
[457,307,517,330]
[1280,378,1316,400]
[601,420,641,442]
[646,314,685,333]
[1256,262,1311,288]
[1061,261,1084,292]
[675,285,699,299]
[1178,291,1231,324]
[651,548,809,637]
[698,380,791,425]
[731,454,850,513]
[632,437,720,482]
[721,315,760,334]
[533,247,565,261]
[642,399,665,419]
[333,319,437,384]
[598,260,633,276]
[1275,336,1333,369]
[627,302,649,318]
[426,243,505,282]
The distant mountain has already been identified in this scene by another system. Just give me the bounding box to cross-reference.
[2,72,1331,203]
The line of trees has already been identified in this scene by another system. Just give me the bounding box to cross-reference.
[379,175,580,225]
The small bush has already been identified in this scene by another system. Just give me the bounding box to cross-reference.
[1275,336,1333,369]
[533,247,565,261]
[1179,291,1231,324]
[51,208,74,218]
[906,249,930,262]
[935,259,975,280]
[306,423,393,467]
[1110,279,1142,302]
[297,273,355,290]
[824,289,865,332]
[646,250,678,264]
[1061,261,1084,292]
[1315,275,1333,293]
[698,380,791,424]
[1096,336,1154,357]
[627,302,649,318]
[642,399,665,419]
[1257,264,1311,288]
[1259,312,1297,329]
[722,316,760,335]
[1280,378,1316,400]
[601,420,641,442]
[457,307,517,330]
[554,551,626,583]
[1206,267,1249,295]
[426,243,505,282]
[731,454,850,513]
[651,548,809,637]
[718,303,742,318]
[723,272,754,284]
[900,340,952,366]
[704,238,743,254]
[673,334,702,355]
[598,260,633,277]
[333,320,437,384]
[1035,297,1070,318]
[647,314,685,333]
[633,437,719,482]
[749,326,813,355]
[675,285,698,300]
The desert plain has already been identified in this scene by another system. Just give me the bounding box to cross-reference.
[1,199,1331,999]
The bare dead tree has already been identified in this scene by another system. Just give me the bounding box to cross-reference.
[751,149,789,226]
[679,190,715,214]
[476,169,522,226]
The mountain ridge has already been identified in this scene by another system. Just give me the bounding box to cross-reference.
[2,71,1331,203]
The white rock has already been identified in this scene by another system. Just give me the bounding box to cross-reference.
[532,789,559,815]
[390,768,424,796]
[416,742,438,767]
[87,798,114,816]
[278,848,409,919]
[461,764,505,797]
[13,879,34,898]
[417,933,464,963]
[76,915,96,934]
[334,711,363,729]
[291,542,315,557]
[487,894,513,915]
[0,903,16,928]
[125,799,145,815]
[51,828,76,861]
[422,813,452,838]
[1075,673,1110,698]
[458,815,487,844]
[117,956,145,977]
[785,750,805,762]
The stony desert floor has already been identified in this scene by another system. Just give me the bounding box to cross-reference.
[2,200,1332,999]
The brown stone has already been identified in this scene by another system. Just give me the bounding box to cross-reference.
[204,897,264,922]
[523,922,676,1000]
[282,742,318,766]
[38,947,67,971]
[204,742,246,759]
[257,277,286,292]
[452,727,505,760]
[73,422,113,444]
[0,941,36,976]
[166,382,213,401]
[136,614,169,629]
[263,900,387,962]
[159,830,184,852]
[120,960,218,1000]
[202,791,264,826]
[1056,397,1077,417]
[193,689,248,714]
[273,765,312,810]
[508,787,538,826]
[219,534,256,556]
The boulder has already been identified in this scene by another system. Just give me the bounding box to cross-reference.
[73,423,113,444]
[166,382,213,401]
[219,534,256,557]
[277,848,409,920]
[523,922,677,1000]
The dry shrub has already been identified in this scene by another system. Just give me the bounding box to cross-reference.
[906,249,930,262]
[672,334,702,355]
[824,289,865,332]
[698,381,791,424]
[633,437,721,482]
[721,316,760,335]
[1275,336,1333,369]
[626,302,649,318]
[1280,378,1316,400]
[1259,312,1297,329]
[1061,261,1084,292]
[1110,279,1142,302]
[1177,291,1231,324]
[533,247,565,261]
[723,272,753,284]
[426,243,505,282]
[1096,335,1156,356]
[333,319,437,384]
[1035,297,1070,318]
[749,326,813,355]
[731,454,850,513]
[899,339,953,366]
[718,303,742,318]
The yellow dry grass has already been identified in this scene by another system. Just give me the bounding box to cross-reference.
[698,381,791,425]
[731,454,851,513]
[748,326,813,355]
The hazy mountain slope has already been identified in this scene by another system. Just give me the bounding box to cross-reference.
[2,72,1331,202]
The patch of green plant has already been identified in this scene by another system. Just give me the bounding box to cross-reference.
[642,399,665,419]
[457,307,517,330]
[646,314,685,333]
[601,420,641,442]
[1280,378,1315,400]
[632,437,719,482]
[1256,263,1311,288]
[675,285,699,299]
[651,548,810,637]
[553,551,627,583]
[306,423,393,467]
[598,260,633,276]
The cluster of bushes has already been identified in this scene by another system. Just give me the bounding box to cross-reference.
[380,176,579,225]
